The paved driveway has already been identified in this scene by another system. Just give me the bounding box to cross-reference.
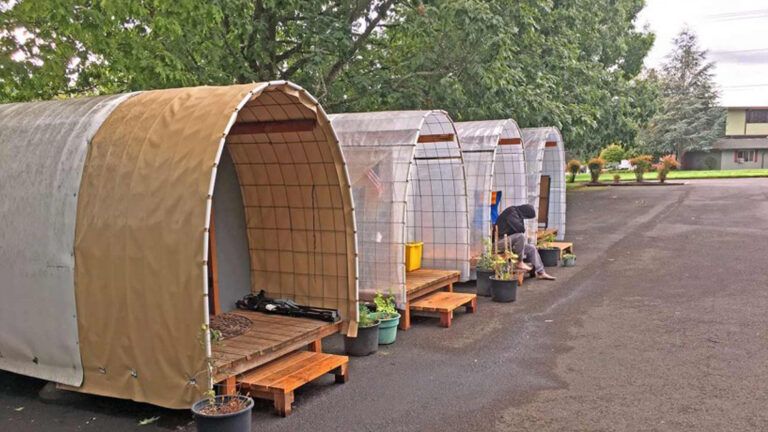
[2,178,767,431]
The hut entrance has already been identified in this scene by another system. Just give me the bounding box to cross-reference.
[538,175,551,229]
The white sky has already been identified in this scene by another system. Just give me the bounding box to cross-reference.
[637,0,768,107]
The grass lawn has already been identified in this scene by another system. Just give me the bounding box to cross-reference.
[571,169,768,183]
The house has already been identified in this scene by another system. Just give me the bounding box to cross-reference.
[683,107,768,170]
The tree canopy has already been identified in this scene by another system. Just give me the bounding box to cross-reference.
[0,0,657,155]
[639,29,724,157]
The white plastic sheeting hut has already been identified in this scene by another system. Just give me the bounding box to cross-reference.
[455,119,528,273]
[521,127,566,240]
[329,111,471,307]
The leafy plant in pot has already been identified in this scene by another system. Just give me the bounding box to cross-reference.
[561,253,576,267]
[475,238,495,296]
[191,324,254,432]
[490,247,519,303]
[373,292,400,345]
[537,233,559,267]
[343,304,380,356]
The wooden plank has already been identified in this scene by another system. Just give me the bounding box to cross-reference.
[417,133,454,143]
[240,351,317,385]
[213,321,341,382]
[410,292,477,313]
[268,355,348,392]
[405,269,460,298]
[498,138,522,145]
[232,310,326,330]
[208,211,221,316]
[545,141,558,147]
[229,119,316,135]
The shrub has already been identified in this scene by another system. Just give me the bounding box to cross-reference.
[654,154,681,183]
[704,155,717,170]
[629,155,653,182]
[599,144,625,164]
[566,159,582,183]
[587,157,605,183]
[613,174,621,184]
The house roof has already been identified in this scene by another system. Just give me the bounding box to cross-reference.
[713,137,768,150]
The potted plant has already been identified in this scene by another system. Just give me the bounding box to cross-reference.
[561,253,576,267]
[373,292,400,345]
[192,391,254,432]
[490,248,519,303]
[537,233,560,267]
[567,159,581,183]
[613,174,621,184]
[343,303,380,356]
[475,238,495,296]
[630,155,653,182]
[587,157,605,183]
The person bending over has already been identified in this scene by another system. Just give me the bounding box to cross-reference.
[494,204,556,281]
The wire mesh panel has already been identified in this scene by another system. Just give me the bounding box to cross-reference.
[226,85,358,318]
[331,111,470,306]
[522,127,566,241]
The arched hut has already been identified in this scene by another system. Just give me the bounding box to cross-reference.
[521,127,566,240]
[0,82,358,409]
[329,111,474,329]
[454,119,527,274]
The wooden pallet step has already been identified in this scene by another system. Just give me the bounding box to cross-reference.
[409,292,477,328]
[239,350,349,416]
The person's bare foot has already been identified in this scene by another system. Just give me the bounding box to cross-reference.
[516,261,532,272]
[536,271,556,280]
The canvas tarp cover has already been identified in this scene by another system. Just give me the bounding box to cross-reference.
[522,127,566,241]
[0,94,131,387]
[330,111,470,306]
[455,119,527,268]
[73,83,357,409]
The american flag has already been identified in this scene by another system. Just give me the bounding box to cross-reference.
[366,166,384,197]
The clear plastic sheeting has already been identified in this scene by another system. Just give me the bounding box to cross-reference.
[330,111,470,306]
[455,120,527,273]
[0,94,132,388]
[522,127,566,241]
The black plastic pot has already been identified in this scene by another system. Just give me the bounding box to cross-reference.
[192,395,253,432]
[490,277,518,303]
[538,248,560,267]
[476,269,493,296]
[344,321,380,356]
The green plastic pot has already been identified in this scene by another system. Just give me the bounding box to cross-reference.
[377,312,400,345]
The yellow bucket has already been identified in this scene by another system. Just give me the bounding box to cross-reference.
[405,242,423,272]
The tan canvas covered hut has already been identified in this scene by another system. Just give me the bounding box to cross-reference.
[0,82,358,409]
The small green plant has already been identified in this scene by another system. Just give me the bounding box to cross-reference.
[358,303,378,328]
[562,253,576,260]
[613,174,621,184]
[537,232,556,248]
[599,144,625,164]
[477,238,495,271]
[566,159,582,183]
[654,154,680,183]
[587,157,605,183]
[630,155,653,182]
[373,292,398,319]
[491,249,519,281]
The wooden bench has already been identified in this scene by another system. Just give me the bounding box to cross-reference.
[409,292,477,328]
[239,351,349,417]
[401,269,461,330]
[548,241,573,259]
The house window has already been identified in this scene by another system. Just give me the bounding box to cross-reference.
[735,150,758,163]
[746,109,768,124]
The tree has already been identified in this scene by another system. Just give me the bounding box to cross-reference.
[600,144,626,164]
[0,0,658,156]
[640,28,725,158]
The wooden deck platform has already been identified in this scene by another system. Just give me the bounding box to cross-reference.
[401,268,461,330]
[211,310,341,384]
[240,351,349,416]
[410,292,477,328]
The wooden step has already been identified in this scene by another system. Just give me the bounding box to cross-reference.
[409,292,477,328]
[239,350,349,416]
